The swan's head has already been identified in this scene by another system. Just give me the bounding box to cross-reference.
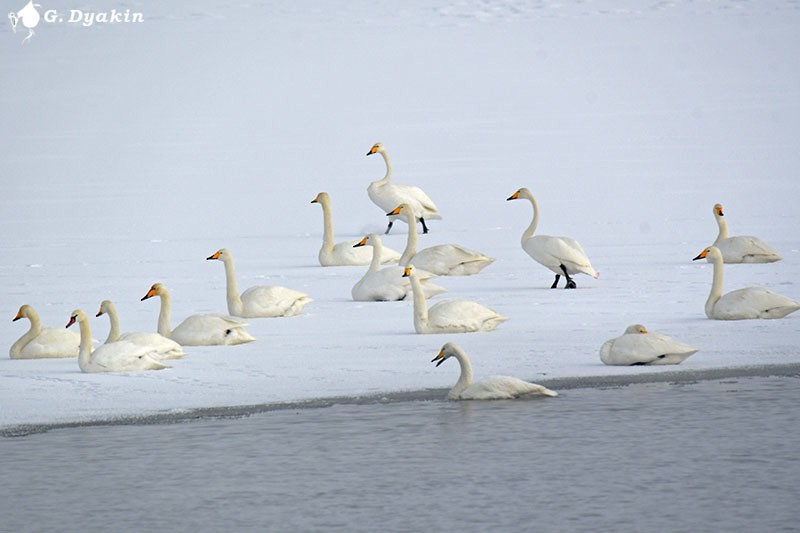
[624,324,648,334]
[386,204,410,217]
[366,142,384,156]
[432,342,459,367]
[207,248,230,262]
[506,187,531,201]
[714,203,724,217]
[141,283,166,301]
[354,233,379,248]
[96,300,113,318]
[401,265,415,278]
[311,192,329,204]
[12,304,33,322]
[693,246,721,262]
[66,309,86,329]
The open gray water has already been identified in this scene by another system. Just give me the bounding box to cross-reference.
[2,375,799,532]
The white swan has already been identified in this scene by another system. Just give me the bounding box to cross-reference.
[366,142,442,234]
[507,187,599,289]
[66,310,169,373]
[207,248,312,318]
[351,234,447,301]
[404,265,507,334]
[695,203,781,264]
[387,203,494,275]
[96,300,186,360]
[432,342,558,400]
[600,324,698,366]
[311,191,401,266]
[141,283,256,345]
[693,246,800,320]
[10,304,80,359]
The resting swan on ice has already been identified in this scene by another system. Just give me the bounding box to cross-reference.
[10,304,81,359]
[96,300,186,360]
[207,248,312,318]
[387,203,494,275]
[66,309,169,373]
[693,246,799,320]
[695,203,781,264]
[141,283,255,345]
[432,342,558,400]
[506,187,598,289]
[366,142,441,234]
[599,324,698,366]
[311,191,401,266]
[404,265,507,334]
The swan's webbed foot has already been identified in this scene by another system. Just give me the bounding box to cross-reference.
[560,264,576,289]
[551,274,560,289]
[385,220,394,234]
[420,217,430,234]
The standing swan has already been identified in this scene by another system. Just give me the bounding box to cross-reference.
[432,342,558,400]
[387,204,494,275]
[351,234,446,301]
[207,248,312,318]
[366,142,442,234]
[695,203,781,264]
[66,309,169,373]
[96,300,186,360]
[599,324,698,366]
[693,246,799,320]
[10,304,80,359]
[141,283,255,345]
[507,187,599,289]
[404,265,508,334]
[311,192,401,266]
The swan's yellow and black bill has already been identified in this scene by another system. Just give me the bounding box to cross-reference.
[366,144,379,156]
[66,315,77,329]
[95,307,104,318]
[353,237,368,248]
[693,249,709,261]
[386,206,402,216]
[506,190,521,201]
[142,285,159,301]
[207,250,222,261]
[310,194,320,204]
[12,310,23,321]
[402,267,412,277]
[432,349,446,367]
[715,204,724,216]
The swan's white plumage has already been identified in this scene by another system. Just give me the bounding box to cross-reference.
[694,246,799,320]
[507,187,598,287]
[207,248,312,318]
[599,324,698,366]
[698,203,781,264]
[433,342,558,400]
[389,203,494,275]
[141,283,255,346]
[10,304,80,359]
[405,265,507,333]
[351,234,446,301]
[96,300,186,360]
[67,309,169,373]
[366,142,441,233]
[311,192,401,266]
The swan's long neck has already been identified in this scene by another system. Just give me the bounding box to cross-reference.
[522,194,540,243]
[713,212,729,244]
[706,253,724,318]
[449,346,474,399]
[76,316,94,372]
[221,256,244,315]
[156,292,172,337]
[103,303,122,344]
[399,209,419,265]
[10,314,41,357]
[319,198,335,253]
[374,150,393,185]
[409,272,429,333]
[367,241,383,273]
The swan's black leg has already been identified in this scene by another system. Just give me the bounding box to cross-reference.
[551,274,561,289]
[561,264,576,289]
[420,217,429,234]
[385,220,394,234]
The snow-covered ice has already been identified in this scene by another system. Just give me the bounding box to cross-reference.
[2,0,799,429]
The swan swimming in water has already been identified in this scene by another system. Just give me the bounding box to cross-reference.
[366,142,441,234]
[311,191,401,266]
[207,248,312,318]
[66,309,169,373]
[404,265,507,334]
[693,246,799,320]
[506,187,598,288]
[351,234,446,301]
[694,203,781,264]
[432,342,558,400]
[599,324,698,366]
[10,304,80,359]
[141,283,256,345]
[96,300,186,360]
[387,203,494,275]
